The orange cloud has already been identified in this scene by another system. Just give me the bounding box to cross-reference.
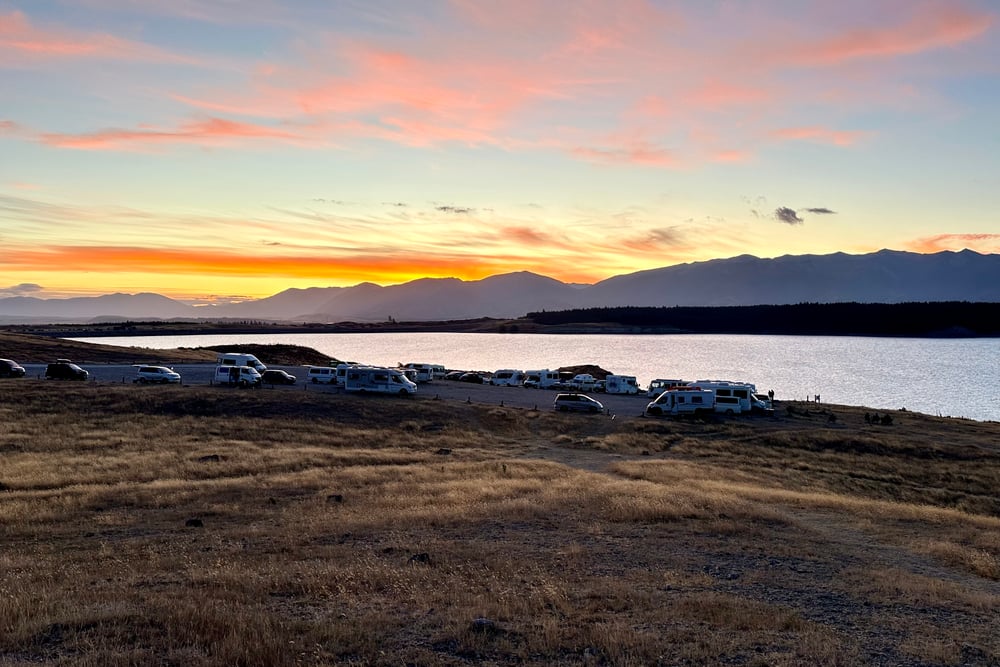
[904,234,1000,254]
[39,117,300,151]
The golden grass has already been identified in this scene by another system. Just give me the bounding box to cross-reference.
[1,381,998,665]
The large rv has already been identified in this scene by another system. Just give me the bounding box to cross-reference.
[523,370,560,389]
[604,374,640,395]
[645,387,715,417]
[344,366,417,396]
[690,381,768,414]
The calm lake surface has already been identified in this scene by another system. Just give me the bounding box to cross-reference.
[72,333,1000,422]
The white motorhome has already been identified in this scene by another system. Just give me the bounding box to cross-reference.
[214,364,262,387]
[604,374,640,395]
[645,387,715,417]
[216,352,267,372]
[523,370,560,389]
[304,366,337,384]
[490,369,523,386]
[334,363,360,387]
[344,366,417,396]
[646,378,686,397]
[690,381,763,414]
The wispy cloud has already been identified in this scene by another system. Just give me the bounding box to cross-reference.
[0,9,197,64]
[770,126,866,147]
[39,117,301,151]
[789,5,993,66]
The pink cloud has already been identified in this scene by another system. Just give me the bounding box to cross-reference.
[0,10,195,64]
[39,117,299,151]
[770,126,866,147]
[571,140,677,168]
[795,5,994,66]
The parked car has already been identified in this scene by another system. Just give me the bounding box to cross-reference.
[0,358,26,378]
[553,393,604,413]
[459,372,486,384]
[261,369,296,385]
[133,365,181,384]
[45,360,88,381]
[444,370,466,381]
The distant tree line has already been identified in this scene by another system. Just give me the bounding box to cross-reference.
[524,302,1000,337]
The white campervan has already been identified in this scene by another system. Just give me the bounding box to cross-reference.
[305,366,337,384]
[216,352,267,372]
[523,370,560,389]
[645,387,715,417]
[344,366,417,396]
[569,374,597,391]
[490,369,523,386]
[604,374,640,395]
[214,364,262,387]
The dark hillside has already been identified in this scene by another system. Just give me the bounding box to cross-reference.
[526,302,1000,337]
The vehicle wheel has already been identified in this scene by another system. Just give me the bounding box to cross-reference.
[312,378,318,384]
[399,389,408,396]
[590,407,599,413]
[648,407,662,416]
[138,378,147,384]
[239,379,249,388]
[725,409,734,416]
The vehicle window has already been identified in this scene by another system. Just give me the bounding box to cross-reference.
[392,376,402,384]
[374,374,388,382]
[735,390,748,399]
[692,396,703,404]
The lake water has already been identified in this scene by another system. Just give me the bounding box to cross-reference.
[71,333,1000,422]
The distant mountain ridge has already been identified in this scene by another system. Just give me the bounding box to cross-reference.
[1,249,997,324]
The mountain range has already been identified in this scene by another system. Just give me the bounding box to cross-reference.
[1,249,997,324]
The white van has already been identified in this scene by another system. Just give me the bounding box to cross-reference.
[569,374,597,391]
[604,374,640,395]
[523,369,560,389]
[305,366,337,384]
[217,352,267,372]
[344,366,417,396]
[645,388,715,417]
[490,369,523,386]
[402,363,435,383]
[215,365,262,387]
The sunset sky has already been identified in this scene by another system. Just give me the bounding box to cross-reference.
[2,0,999,302]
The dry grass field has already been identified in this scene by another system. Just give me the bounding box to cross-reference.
[1,379,998,666]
